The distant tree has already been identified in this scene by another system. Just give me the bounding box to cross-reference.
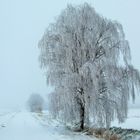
[27,93,44,113]
[39,3,140,129]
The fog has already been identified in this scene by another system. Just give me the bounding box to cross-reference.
[0,0,140,109]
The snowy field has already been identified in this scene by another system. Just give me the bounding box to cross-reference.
[0,108,140,140]
[112,108,140,131]
[0,109,97,140]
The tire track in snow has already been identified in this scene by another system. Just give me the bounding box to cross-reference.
[0,111,19,129]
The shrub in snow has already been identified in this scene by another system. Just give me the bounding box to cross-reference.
[87,128,120,140]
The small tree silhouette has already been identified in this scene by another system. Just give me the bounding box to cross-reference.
[27,93,44,113]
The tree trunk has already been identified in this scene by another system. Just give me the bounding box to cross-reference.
[75,87,85,130]
[80,105,85,130]
[79,88,85,130]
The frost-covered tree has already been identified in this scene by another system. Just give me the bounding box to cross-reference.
[27,93,44,113]
[39,3,140,129]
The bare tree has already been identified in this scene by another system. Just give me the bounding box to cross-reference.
[39,3,140,129]
[27,93,44,113]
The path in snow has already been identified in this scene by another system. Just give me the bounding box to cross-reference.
[0,111,97,140]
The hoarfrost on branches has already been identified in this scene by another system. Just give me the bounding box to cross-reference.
[39,3,140,129]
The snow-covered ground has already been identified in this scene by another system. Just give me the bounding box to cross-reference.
[0,110,97,140]
[0,108,140,140]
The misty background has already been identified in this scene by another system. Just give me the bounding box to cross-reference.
[0,0,140,109]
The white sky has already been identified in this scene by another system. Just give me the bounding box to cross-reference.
[0,0,140,109]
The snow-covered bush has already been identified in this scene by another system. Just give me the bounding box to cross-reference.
[27,93,44,113]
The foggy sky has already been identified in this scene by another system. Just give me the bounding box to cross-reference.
[0,0,140,109]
